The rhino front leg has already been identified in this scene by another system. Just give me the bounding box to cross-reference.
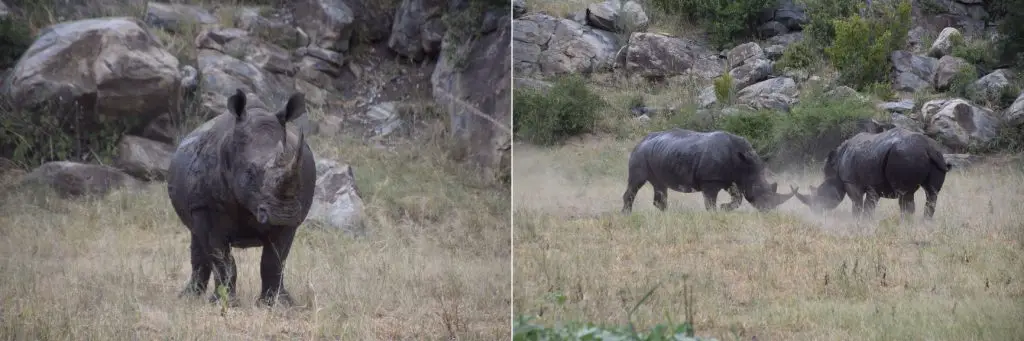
[652,184,668,211]
[719,183,743,211]
[701,182,729,211]
[862,188,880,218]
[259,228,297,307]
[844,185,865,218]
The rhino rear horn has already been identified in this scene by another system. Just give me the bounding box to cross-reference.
[792,186,812,206]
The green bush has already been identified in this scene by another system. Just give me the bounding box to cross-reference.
[649,0,775,48]
[947,65,979,98]
[775,41,818,71]
[951,36,999,70]
[0,14,34,69]
[713,73,734,105]
[824,0,912,90]
[513,75,605,145]
[800,0,861,49]
[990,0,1024,66]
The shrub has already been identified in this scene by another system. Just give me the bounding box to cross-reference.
[947,65,979,98]
[951,35,999,70]
[770,87,879,164]
[649,0,775,48]
[990,0,1024,66]
[0,11,35,69]
[799,0,860,49]
[513,75,605,145]
[775,41,818,71]
[713,73,734,105]
[825,0,912,90]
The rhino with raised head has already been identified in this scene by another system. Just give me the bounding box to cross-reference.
[621,129,796,214]
[166,89,316,306]
[792,127,952,221]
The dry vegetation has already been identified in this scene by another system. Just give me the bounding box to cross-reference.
[512,138,1024,340]
[0,119,511,340]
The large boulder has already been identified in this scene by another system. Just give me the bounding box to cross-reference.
[5,17,181,132]
[729,57,772,90]
[585,0,649,33]
[20,161,142,198]
[292,0,355,52]
[758,0,807,32]
[193,28,300,123]
[513,14,619,77]
[727,42,765,69]
[968,69,1015,102]
[1006,91,1024,126]
[343,0,398,43]
[923,98,998,151]
[433,11,511,183]
[114,135,174,181]
[625,32,711,79]
[890,50,938,92]
[928,27,962,58]
[736,77,798,111]
[306,159,365,235]
[234,6,306,49]
[387,0,446,61]
[933,55,973,91]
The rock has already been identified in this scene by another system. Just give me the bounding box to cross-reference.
[878,99,915,113]
[827,85,862,100]
[20,161,142,198]
[757,21,789,38]
[585,0,649,33]
[968,68,1014,101]
[114,135,174,181]
[432,13,511,183]
[729,58,772,90]
[906,26,929,54]
[0,1,8,18]
[234,6,304,49]
[194,46,297,120]
[196,27,295,75]
[890,50,938,92]
[343,0,397,43]
[5,17,181,134]
[1006,91,1024,126]
[306,159,365,235]
[928,27,962,58]
[292,0,355,52]
[926,98,998,151]
[727,42,765,69]
[768,32,803,46]
[513,0,526,18]
[513,14,619,77]
[318,115,345,136]
[144,2,218,33]
[933,55,973,91]
[759,0,807,31]
[891,112,925,133]
[943,153,979,169]
[736,77,798,111]
[180,65,199,93]
[388,0,446,61]
[764,44,785,60]
[366,102,398,121]
[698,85,718,108]
[625,32,710,79]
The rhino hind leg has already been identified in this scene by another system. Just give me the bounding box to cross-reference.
[923,167,947,220]
[621,168,648,214]
[898,192,916,223]
[719,183,743,211]
[652,184,668,211]
[179,234,212,298]
[258,228,298,307]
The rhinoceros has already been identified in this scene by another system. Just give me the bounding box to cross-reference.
[792,127,952,221]
[621,129,796,214]
[167,89,316,306]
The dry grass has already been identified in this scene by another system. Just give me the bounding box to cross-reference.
[0,131,511,340]
[512,138,1024,340]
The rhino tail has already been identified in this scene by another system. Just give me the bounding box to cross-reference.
[927,148,950,172]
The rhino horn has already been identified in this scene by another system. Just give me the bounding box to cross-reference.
[792,185,813,206]
[772,184,796,206]
[275,130,305,197]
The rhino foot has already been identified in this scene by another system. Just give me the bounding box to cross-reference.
[208,293,242,307]
[258,290,295,307]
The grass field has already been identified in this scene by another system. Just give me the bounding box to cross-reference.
[512,137,1024,340]
[0,131,511,341]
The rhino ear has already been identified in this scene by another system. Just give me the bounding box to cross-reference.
[228,88,247,120]
[277,92,306,126]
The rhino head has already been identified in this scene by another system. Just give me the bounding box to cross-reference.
[737,158,796,212]
[225,89,308,226]
[793,149,847,213]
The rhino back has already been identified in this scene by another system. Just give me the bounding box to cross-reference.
[640,130,751,185]
[833,128,920,185]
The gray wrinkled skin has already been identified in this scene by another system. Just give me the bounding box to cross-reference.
[793,127,952,221]
[621,129,796,214]
[166,89,316,307]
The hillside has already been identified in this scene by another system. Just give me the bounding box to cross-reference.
[511,0,1024,339]
[0,0,511,340]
